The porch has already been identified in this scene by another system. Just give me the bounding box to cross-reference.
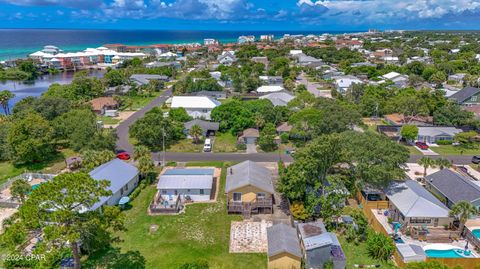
[227,197,274,218]
[149,192,184,215]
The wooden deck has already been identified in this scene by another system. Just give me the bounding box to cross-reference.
[227,198,273,217]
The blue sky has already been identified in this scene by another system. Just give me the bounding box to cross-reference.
[0,0,480,30]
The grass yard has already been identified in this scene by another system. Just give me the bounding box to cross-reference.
[87,162,266,269]
[338,235,396,269]
[0,149,77,184]
[431,145,480,156]
[168,139,204,153]
[97,115,121,125]
[405,145,422,155]
[120,92,161,111]
[213,132,238,153]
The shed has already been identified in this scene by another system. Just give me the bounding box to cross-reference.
[267,223,302,269]
[396,244,426,263]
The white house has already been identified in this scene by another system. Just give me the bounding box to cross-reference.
[171,96,220,120]
[332,75,363,93]
[89,159,139,210]
[217,51,237,66]
[256,85,285,93]
[157,168,215,202]
[380,72,409,88]
[417,127,463,144]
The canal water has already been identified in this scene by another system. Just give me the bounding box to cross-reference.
[0,69,105,112]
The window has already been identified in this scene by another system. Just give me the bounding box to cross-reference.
[472,96,478,102]
[161,190,167,194]
[257,193,266,199]
[410,218,431,224]
[187,189,191,193]
[174,190,178,195]
[233,192,242,202]
[200,189,204,195]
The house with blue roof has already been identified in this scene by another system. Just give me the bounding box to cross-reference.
[89,159,139,210]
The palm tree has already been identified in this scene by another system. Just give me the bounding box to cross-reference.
[138,155,155,182]
[254,114,265,129]
[189,124,203,144]
[133,145,151,161]
[0,90,15,115]
[417,157,436,177]
[449,201,479,234]
[435,158,452,170]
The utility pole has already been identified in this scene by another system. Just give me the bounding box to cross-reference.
[162,127,166,166]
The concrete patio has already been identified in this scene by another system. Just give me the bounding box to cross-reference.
[229,220,272,253]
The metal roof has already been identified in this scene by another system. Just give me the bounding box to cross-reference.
[303,233,333,250]
[157,174,213,190]
[225,161,274,193]
[385,180,450,218]
[267,223,302,258]
[163,168,215,176]
[259,92,295,107]
[396,244,426,262]
[89,159,139,210]
[171,96,220,109]
[426,169,480,204]
[417,126,462,137]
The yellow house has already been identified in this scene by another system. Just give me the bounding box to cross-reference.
[225,161,275,216]
[267,223,302,269]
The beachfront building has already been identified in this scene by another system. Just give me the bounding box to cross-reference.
[29,46,146,70]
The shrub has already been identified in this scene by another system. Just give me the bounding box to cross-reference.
[280,133,289,144]
[436,140,453,145]
[290,201,309,221]
[236,142,246,151]
[180,261,209,269]
[366,231,395,261]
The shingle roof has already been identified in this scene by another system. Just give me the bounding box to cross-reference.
[385,180,450,218]
[241,128,260,138]
[184,119,219,132]
[426,169,480,204]
[225,161,274,193]
[130,74,169,85]
[267,223,302,258]
[90,97,118,111]
[417,127,462,137]
[450,87,480,103]
[259,92,295,107]
[89,159,139,210]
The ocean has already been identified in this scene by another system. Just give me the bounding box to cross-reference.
[0,29,357,60]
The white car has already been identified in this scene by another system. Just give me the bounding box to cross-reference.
[203,139,212,152]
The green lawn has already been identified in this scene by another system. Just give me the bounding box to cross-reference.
[405,145,422,155]
[97,115,121,125]
[87,162,266,269]
[338,235,396,269]
[213,132,238,153]
[168,139,204,153]
[120,92,162,111]
[0,149,77,184]
[431,145,480,156]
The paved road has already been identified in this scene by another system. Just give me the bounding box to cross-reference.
[116,89,172,153]
[114,88,475,166]
[296,73,332,98]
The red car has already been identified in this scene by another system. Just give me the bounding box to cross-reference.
[415,141,429,150]
[116,152,131,160]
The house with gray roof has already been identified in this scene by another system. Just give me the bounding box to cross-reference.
[157,168,215,202]
[297,220,346,269]
[89,159,139,210]
[217,51,237,66]
[449,87,480,105]
[267,223,302,269]
[226,161,274,216]
[259,92,295,107]
[385,180,453,228]
[191,90,227,100]
[130,74,170,86]
[184,119,219,138]
[417,126,462,144]
[425,169,480,210]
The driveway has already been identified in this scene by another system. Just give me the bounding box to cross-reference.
[115,88,172,153]
[246,144,257,154]
[296,72,332,98]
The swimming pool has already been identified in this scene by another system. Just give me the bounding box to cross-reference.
[472,229,480,239]
[425,249,464,258]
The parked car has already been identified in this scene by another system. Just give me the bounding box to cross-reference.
[472,156,480,164]
[203,139,212,152]
[115,149,127,154]
[415,141,429,150]
[116,152,131,160]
